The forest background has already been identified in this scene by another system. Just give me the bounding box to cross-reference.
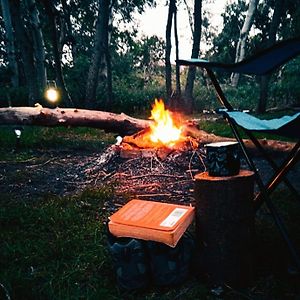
[1,0,300,116]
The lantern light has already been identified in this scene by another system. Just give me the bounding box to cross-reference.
[45,80,60,104]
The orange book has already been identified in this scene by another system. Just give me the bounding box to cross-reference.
[108,199,195,247]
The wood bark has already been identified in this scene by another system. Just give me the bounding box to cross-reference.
[26,0,47,93]
[0,106,151,136]
[184,0,202,114]
[194,170,255,287]
[1,0,19,88]
[231,0,259,87]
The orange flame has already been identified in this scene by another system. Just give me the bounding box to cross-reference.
[149,99,183,146]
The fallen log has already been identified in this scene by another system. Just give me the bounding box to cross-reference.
[0,106,296,154]
[0,106,151,136]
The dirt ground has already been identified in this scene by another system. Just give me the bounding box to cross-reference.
[1,143,299,210]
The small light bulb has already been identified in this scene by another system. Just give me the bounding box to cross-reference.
[14,129,22,138]
[45,88,59,103]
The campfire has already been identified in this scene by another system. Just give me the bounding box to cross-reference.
[120,99,198,159]
[148,99,184,147]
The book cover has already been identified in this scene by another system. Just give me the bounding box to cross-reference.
[108,199,195,247]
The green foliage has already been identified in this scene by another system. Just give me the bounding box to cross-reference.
[192,78,260,112]
[108,79,165,114]
[269,57,300,107]
[209,0,247,62]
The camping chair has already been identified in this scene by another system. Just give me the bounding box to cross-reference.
[177,37,300,270]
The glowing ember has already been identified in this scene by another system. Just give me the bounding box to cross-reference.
[149,99,183,146]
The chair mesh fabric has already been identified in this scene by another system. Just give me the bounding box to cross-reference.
[224,111,300,139]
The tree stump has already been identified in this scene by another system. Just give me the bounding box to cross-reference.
[194,170,255,288]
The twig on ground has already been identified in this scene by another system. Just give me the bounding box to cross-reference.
[0,156,39,164]
[135,193,172,198]
[224,284,255,300]
[129,174,186,180]
[196,149,207,172]
[188,150,197,180]
[26,157,56,169]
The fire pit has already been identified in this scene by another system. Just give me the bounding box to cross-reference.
[119,99,199,159]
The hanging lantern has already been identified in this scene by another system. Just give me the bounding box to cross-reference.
[45,80,60,104]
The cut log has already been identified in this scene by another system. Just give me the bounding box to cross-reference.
[194,170,255,287]
[0,106,151,136]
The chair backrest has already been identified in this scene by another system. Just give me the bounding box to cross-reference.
[177,37,300,75]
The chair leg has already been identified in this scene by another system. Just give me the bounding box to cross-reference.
[206,67,299,195]
[229,121,300,271]
[254,142,300,211]
[246,131,300,197]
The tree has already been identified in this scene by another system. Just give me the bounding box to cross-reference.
[165,0,176,101]
[42,0,73,106]
[27,0,47,93]
[1,0,19,88]
[10,0,40,106]
[209,0,247,64]
[257,0,284,113]
[231,0,259,87]
[85,0,156,110]
[174,3,181,96]
[183,0,202,114]
[85,0,112,109]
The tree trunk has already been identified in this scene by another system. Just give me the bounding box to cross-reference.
[85,0,111,109]
[184,0,202,114]
[174,5,181,96]
[10,0,39,106]
[183,0,194,35]
[26,0,47,94]
[0,107,151,136]
[43,1,72,107]
[231,0,259,87]
[165,0,175,102]
[257,74,270,113]
[104,3,113,109]
[257,0,284,113]
[61,0,77,62]
[1,0,19,88]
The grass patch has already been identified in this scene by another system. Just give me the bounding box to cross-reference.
[0,187,119,300]
[0,126,116,161]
